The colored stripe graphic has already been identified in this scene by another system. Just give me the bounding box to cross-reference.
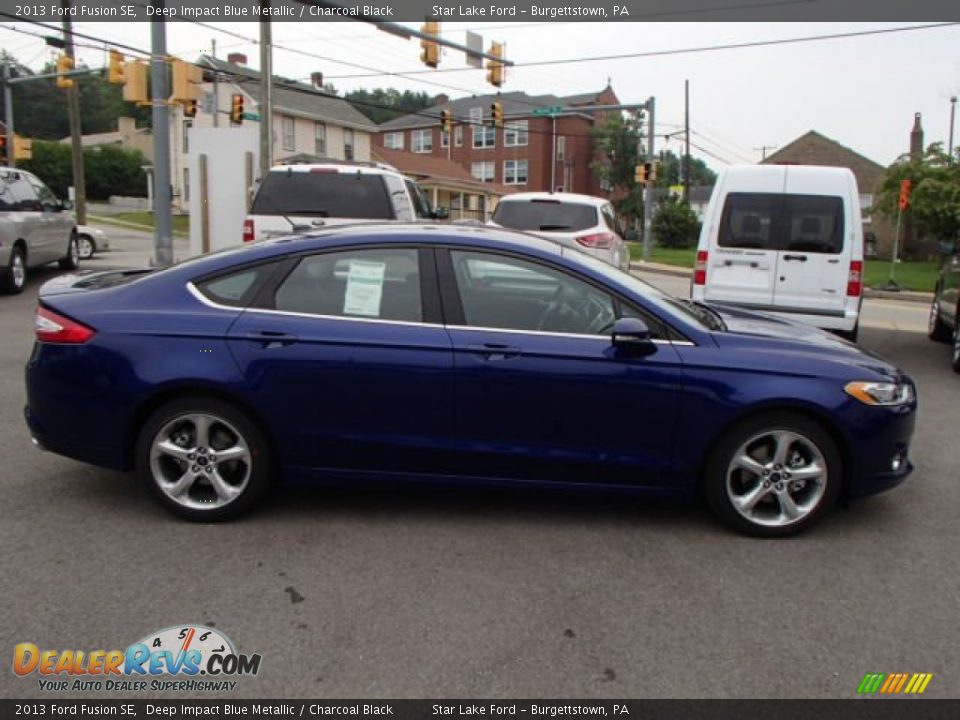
[857,672,932,694]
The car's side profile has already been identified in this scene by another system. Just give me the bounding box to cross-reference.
[25,226,916,536]
[927,249,960,372]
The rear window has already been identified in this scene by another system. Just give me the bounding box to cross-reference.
[718,193,779,250]
[719,192,845,254]
[250,171,394,220]
[783,195,844,254]
[493,200,597,233]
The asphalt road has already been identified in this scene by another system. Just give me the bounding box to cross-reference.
[0,229,957,700]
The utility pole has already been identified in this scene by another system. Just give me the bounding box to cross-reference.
[211,38,219,128]
[259,8,273,179]
[754,144,777,161]
[3,64,13,167]
[683,79,690,204]
[150,0,173,266]
[62,0,87,225]
[949,96,956,161]
[642,95,655,261]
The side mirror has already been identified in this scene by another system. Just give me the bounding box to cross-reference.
[433,206,450,220]
[60,200,74,211]
[611,317,656,355]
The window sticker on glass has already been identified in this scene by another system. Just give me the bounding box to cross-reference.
[343,260,386,317]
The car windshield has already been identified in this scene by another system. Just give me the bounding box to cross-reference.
[494,199,597,232]
[560,247,721,331]
[251,171,394,220]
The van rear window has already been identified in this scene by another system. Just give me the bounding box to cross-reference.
[250,171,394,220]
[719,192,845,254]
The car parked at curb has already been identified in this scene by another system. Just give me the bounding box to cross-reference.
[1,167,80,294]
[927,247,960,372]
[76,225,110,259]
[25,225,916,536]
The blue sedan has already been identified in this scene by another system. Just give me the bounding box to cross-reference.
[25,225,917,536]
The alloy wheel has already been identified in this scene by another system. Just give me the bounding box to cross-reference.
[77,236,94,259]
[11,253,24,290]
[725,429,828,528]
[929,301,939,335]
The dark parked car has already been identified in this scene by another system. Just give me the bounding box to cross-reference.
[25,225,917,536]
[927,248,960,372]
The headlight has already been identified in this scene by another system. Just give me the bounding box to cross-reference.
[844,381,914,406]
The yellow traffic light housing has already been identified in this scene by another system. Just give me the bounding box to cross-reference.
[230,94,245,124]
[440,107,453,133]
[123,61,148,104]
[420,21,440,68]
[490,101,504,128]
[13,136,33,161]
[107,50,125,85]
[634,165,646,184]
[56,54,75,89]
[183,99,197,119]
[645,161,657,183]
[486,42,505,88]
[171,59,201,103]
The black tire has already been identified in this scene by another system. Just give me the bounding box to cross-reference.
[136,397,273,521]
[704,412,842,537]
[952,323,960,374]
[59,233,80,271]
[2,245,27,295]
[77,234,95,260]
[928,297,951,343]
[837,322,859,343]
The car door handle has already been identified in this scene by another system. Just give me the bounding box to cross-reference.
[465,343,521,360]
[243,331,298,348]
[783,254,808,262]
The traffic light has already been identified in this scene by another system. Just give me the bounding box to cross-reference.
[13,136,33,161]
[486,41,505,87]
[171,59,201,103]
[490,101,503,128]
[230,94,245,124]
[635,161,657,184]
[420,21,440,68]
[440,107,453,133]
[0,135,7,164]
[898,179,912,211]
[56,54,74,89]
[107,49,124,85]
[634,165,646,184]
[183,99,197,119]
[123,61,148,103]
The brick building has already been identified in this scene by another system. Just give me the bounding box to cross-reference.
[374,86,620,196]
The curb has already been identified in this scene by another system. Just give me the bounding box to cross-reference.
[87,214,189,238]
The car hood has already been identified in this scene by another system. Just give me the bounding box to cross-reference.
[707,303,902,377]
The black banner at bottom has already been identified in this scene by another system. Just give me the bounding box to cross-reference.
[2,700,959,720]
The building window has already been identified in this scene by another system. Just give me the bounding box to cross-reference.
[440,128,450,148]
[471,161,495,183]
[183,168,189,203]
[314,122,327,156]
[281,115,295,151]
[556,136,566,160]
[470,107,494,149]
[504,159,528,185]
[504,120,528,147]
[412,128,433,154]
[344,128,354,160]
[454,125,463,147]
[182,120,192,153]
[384,131,404,150]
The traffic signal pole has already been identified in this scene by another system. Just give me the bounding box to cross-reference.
[643,96,655,261]
[259,7,273,179]
[150,1,174,267]
[3,64,13,167]
[61,0,87,225]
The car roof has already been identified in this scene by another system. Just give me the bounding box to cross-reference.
[498,192,609,207]
[268,161,400,176]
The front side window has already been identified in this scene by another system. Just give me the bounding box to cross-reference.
[412,128,433,154]
[504,120,528,147]
[449,251,618,336]
[25,175,56,208]
[281,116,295,151]
[405,179,433,220]
[471,162,495,183]
[274,248,422,322]
[314,123,327,155]
[503,160,528,185]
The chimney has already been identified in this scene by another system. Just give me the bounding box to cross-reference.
[433,93,449,107]
[227,53,247,66]
[311,72,324,90]
[910,112,924,158]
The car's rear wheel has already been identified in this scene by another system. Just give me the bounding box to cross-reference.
[136,397,272,521]
[928,297,951,342]
[77,234,95,260]
[952,322,960,374]
[59,234,80,270]
[2,246,26,295]
[705,412,841,537]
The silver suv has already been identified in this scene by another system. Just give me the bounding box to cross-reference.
[244,161,439,243]
[0,167,80,294]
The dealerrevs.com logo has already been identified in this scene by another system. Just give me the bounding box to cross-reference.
[13,625,262,692]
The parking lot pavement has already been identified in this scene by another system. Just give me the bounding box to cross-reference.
[1,247,957,700]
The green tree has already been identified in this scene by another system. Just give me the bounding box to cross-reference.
[345,88,434,124]
[872,143,960,250]
[652,196,701,248]
[20,141,147,200]
[654,149,717,189]
[591,112,645,226]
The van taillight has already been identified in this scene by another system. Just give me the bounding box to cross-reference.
[847,260,863,297]
[576,232,614,249]
[35,307,95,344]
[243,218,254,243]
[694,250,708,285]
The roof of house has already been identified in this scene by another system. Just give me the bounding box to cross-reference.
[198,55,377,132]
[378,88,615,131]
[761,130,885,173]
[373,147,511,195]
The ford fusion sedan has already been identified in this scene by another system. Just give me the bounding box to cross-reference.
[24,225,916,536]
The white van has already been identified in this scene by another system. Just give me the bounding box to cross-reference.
[691,164,864,341]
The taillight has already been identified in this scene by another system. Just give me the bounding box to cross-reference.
[35,307,95,344]
[694,250,708,285]
[847,260,863,297]
[575,232,614,249]
[243,218,254,243]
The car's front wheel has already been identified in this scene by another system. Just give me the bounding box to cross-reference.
[952,321,960,374]
[928,297,951,342]
[2,246,26,295]
[136,397,272,521]
[705,412,841,537]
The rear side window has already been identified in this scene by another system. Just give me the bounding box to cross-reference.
[493,200,597,232]
[196,262,279,307]
[250,171,394,220]
[718,193,779,250]
[782,195,844,254]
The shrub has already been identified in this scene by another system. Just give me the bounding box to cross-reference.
[20,141,148,200]
[652,196,701,249]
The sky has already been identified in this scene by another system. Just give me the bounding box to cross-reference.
[2,20,959,170]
